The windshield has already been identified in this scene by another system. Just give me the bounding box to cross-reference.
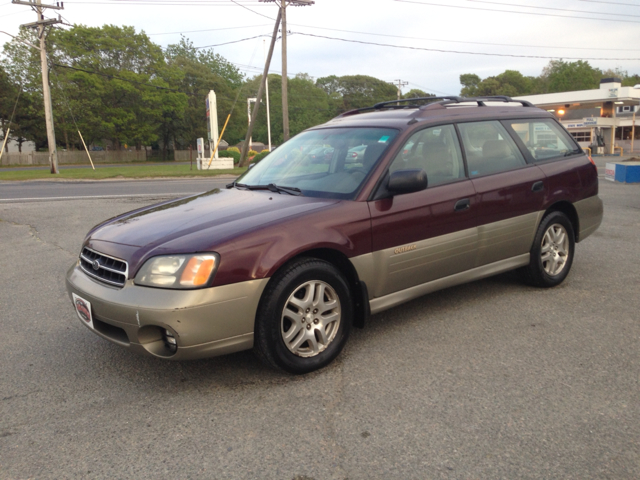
[235,127,398,199]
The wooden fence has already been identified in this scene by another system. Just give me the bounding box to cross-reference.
[1,150,148,167]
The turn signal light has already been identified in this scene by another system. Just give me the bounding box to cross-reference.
[180,257,216,287]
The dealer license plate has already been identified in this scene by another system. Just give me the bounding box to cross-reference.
[72,293,94,329]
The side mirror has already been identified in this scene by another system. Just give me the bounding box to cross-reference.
[387,169,428,195]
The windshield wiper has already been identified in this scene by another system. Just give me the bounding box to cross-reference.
[226,182,261,190]
[226,182,302,195]
[267,183,302,196]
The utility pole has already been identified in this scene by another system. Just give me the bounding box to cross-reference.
[12,0,63,174]
[259,0,314,142]
[264,39,272,152]
[392,79,408,105]
[239,8,282,167]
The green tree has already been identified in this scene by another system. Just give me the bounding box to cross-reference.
[164,36,245,148]
[0,65,18,152]
[315,74,397,113]
[245,73,333,146]
[460,70,534,97]
[540,60,602,93]
[402,88,434,99]
[459,74,481,96]
[1,28,48,150]
[48,25,171,150]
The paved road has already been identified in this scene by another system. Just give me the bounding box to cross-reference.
[0,178,231,202]
[0,180,638,479]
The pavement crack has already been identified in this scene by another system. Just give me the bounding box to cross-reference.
[0,217,75,256]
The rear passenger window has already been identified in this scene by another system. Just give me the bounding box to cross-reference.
[389,124,465,187]
[504,119,580,161]
[458,121,526,177]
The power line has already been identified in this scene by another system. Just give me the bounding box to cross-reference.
[228,0,274,20]
[580,0,640,5]
[137,20,640,53]
[147,24,271,36]
[293,31,640,61]
[287,22,640,53]
[468,0,640,18]
[194,33,272,49]
[394,0,640,23]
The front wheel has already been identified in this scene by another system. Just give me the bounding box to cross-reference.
[520,211,575,288]
[253,258,353,374]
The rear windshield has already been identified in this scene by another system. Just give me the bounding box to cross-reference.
[236,127,398,199]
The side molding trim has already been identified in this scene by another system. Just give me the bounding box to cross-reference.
[369,254,530,315]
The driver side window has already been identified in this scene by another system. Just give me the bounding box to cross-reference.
[389,124,465,187]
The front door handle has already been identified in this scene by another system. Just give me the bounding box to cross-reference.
[454,198,470,212]
[532,181,544,192]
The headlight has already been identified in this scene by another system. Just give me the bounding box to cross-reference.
[134,253,219,289]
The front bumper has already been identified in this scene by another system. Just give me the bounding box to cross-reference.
[66,262,269,360]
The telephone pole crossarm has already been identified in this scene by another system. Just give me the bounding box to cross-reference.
[12,0,64,9]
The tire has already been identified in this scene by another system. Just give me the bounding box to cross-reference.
[253,258,353,374]
[520,211,575,288]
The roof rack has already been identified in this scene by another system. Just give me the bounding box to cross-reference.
[336,95,534,118]
[436,96,535,108]
[373,96,462,109]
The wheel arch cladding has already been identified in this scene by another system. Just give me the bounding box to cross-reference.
[266,248,369,329]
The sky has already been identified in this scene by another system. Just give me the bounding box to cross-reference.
[1,0,639,96]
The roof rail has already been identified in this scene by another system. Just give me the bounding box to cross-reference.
[335,95,534,118]
[372,96,462,109]
[441,96,535,108]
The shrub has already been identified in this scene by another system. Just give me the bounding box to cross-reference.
[261,149,270,153]
[219,150,240,164]
[248,149,258,157]
[252,151,270,164]
[227,146,240,154]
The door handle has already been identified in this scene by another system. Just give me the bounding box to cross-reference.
[454,198,470,212]
[532,181,544,192]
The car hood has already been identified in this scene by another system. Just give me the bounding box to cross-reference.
[87,187,338,251]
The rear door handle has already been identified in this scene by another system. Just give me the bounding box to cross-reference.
[532,181,544,192]
[454,198,470,212]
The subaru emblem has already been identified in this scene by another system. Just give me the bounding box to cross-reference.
[92,259,101,271]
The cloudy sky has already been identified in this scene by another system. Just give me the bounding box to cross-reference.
[1,0,639,95]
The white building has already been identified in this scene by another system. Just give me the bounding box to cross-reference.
[0,128,36,153]
[516,78,640,155]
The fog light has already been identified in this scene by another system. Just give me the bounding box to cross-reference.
[164,329,177,353]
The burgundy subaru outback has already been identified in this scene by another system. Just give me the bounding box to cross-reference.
[66,96,603,374]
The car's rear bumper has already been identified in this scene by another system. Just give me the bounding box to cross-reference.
[575,194,603,242]
[65,262,269,360]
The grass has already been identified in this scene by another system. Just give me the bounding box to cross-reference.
[0,164,247,181]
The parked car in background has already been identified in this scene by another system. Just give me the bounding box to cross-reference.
[66,96,602,374]
[345,144,367,162]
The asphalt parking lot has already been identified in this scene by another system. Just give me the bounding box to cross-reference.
[1,179,638,479]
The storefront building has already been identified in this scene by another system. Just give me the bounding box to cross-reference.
[516,78,640,155]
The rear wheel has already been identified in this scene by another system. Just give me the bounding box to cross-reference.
[253,258,353,374]
[520,211,575,288]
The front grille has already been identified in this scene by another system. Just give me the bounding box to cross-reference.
[79,247,128,288]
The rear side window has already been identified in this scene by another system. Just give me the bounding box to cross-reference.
[504,119,580,161]
[389,124,465,187]
[458,121,527,177]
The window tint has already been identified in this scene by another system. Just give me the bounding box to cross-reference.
[458,121,526,177]
[389,124,465,187]
[505,119,580,161]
